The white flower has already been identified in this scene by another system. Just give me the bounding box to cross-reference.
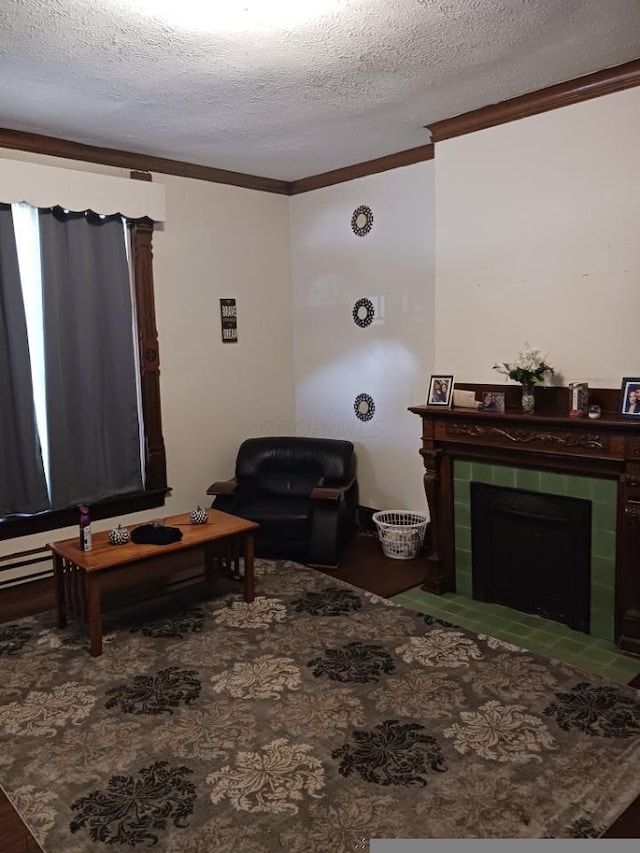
[493,343,554,386]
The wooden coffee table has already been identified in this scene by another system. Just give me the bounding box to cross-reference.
[48,510,259,656]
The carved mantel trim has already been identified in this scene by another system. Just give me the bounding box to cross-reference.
[444,421,615,455]
[409,401,640,654]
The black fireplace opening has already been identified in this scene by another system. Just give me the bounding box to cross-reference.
[470,482,591,634]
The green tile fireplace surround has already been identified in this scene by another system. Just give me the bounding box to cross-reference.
[391,585,640,685]
[408,398,640,658]
[452,461,616,642]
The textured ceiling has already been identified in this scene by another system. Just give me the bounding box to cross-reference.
[1,0,639,181]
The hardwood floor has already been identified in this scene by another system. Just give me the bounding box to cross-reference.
[0,534,638,846]
[313,531,427,598]
[0,797,42,853]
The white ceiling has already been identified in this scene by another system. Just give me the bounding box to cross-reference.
[1,0,639,182]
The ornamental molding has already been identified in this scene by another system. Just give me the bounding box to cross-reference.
[419,449,442,474]
[445,422,608,453]
[623,500,640,519]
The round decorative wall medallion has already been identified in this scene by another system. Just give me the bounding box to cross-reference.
[352,298,375,328]
[351,205,374,237]
[354,393,375,422]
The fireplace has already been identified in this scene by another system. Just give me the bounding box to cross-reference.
[454,462,615,639]
[470,482,591,633]
[409,387,640,654]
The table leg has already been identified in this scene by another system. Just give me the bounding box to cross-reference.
[226,539,241,580]
[243,533,255,603]
[204,542,218,593]
[52,553,67,628]
[86,575,103,657]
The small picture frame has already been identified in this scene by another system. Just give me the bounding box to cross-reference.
[480,391,505,412]
[621,378,640,417]
[427,375,454,407]
[569,382,589,418]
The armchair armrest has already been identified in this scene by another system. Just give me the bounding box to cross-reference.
[207,478,238,497]
[310,476,357,502]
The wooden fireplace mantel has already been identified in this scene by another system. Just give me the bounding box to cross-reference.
[409,388,640,654]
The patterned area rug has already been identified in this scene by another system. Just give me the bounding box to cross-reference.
[2,559,640,851]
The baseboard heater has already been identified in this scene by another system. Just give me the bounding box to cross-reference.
[0,546,53,588]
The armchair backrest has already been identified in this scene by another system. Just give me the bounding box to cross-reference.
[235,437,356,499]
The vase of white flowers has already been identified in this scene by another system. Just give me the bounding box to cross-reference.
[493,345,554,415]
[520,383,536,415]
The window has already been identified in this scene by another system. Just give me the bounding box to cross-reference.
[0,205,167,540]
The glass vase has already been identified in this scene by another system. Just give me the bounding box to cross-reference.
[521,383,535,414]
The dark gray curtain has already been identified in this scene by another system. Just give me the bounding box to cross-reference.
[0,205,50,516]
[39,209,143,510]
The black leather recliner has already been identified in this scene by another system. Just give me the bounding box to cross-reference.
[207,436,358,567]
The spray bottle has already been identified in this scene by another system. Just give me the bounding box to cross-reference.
[79,505,92,551]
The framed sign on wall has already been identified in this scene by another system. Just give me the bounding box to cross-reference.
[220,298,238,343]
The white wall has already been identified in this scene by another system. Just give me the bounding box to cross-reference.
[290,163,435,513]
[435,87,640,388]
[4,83,639,560]
[153,174,293,509]
[0,150,294,558]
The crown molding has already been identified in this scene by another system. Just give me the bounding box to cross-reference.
[0,128,290,195]
[427,58,640,143]
[288,145,434,194]
[0,127,432,195]
[5,57,637,195]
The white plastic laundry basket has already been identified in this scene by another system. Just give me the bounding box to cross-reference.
[372,510,428,560]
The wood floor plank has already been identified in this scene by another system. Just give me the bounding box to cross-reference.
[0,788,42,851]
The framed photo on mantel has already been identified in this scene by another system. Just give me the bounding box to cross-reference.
[621,377,640,417]
[481,391,505,413]
[427,375,454,407]
[569,382,589,418]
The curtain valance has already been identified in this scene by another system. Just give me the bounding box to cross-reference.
[0,158,166,222]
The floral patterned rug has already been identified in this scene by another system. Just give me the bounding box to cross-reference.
[2,559,640,851]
